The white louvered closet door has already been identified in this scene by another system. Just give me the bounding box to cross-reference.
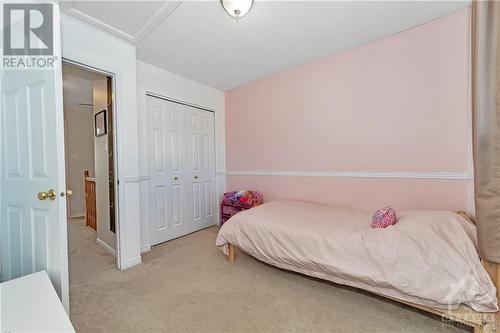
[147,96,216,246]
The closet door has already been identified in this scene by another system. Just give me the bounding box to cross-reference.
[147,97,190,245]
[186,109,216,231]
[147,96,216,246]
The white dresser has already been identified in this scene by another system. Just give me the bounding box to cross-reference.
[1,271,75,333]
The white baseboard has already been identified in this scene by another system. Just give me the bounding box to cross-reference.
[140,245,151,254]
[96,238,117,257]
[69,212,85,219]
[121,256,142,270]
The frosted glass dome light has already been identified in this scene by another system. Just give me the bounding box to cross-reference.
[220,0,254,19]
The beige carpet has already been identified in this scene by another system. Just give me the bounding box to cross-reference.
[68,218,470,333]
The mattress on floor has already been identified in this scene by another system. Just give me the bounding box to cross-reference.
[216,200,498,312]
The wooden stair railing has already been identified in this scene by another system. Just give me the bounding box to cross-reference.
[84,170,97,230]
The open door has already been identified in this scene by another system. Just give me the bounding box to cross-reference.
[1,2,69,311]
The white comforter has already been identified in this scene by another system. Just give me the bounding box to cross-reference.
[216,201,498,312]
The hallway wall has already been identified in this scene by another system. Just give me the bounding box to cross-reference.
[64,107,95,218]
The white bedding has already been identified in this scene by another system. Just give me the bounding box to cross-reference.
[216,200,498,312]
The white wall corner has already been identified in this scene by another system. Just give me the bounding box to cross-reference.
[139,178,150,251]
[118,181,142,270]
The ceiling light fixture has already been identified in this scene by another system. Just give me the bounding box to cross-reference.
[220,0,254,20]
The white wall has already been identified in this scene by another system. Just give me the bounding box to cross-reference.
[64,107,95,218]
[93,78,115,251]
[61,13,141,269]
[136,60,226,252]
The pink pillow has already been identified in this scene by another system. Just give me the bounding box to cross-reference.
[372,206,397,228]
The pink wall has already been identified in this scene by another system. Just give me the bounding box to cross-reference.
[225,9,471,212]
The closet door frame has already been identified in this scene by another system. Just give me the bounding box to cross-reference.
[146,93,218,246]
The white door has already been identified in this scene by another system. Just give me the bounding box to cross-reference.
[187,108,216,231]
[147,97,189,244]
[147,96,216,245]
[0,3,69,310]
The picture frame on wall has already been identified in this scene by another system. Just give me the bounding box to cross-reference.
[95,110,107,137]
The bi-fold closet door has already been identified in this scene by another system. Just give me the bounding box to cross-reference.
[147,95,216,246]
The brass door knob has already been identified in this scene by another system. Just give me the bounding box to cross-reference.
[47,189,57,200]
[38,189,57,201]
[61,190,73,198]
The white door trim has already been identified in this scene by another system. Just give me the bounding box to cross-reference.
[61,58,122,270]
[54,4,70,312]
[146,92,216,113]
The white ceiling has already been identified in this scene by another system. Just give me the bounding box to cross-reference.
[61,1,181,43]
[62,1,471,91]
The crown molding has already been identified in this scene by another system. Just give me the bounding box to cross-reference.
[61,1,182,45]
[133,1,182,44]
